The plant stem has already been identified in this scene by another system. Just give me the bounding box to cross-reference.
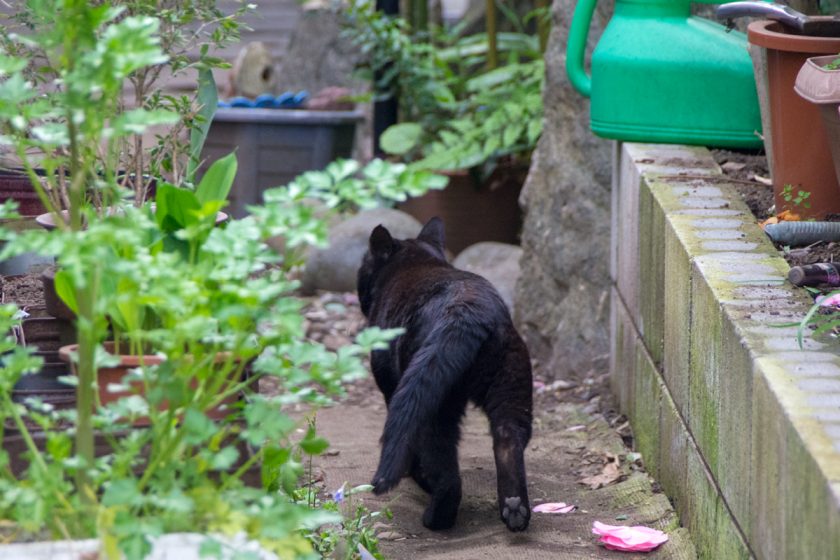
[137,427,186,492]
[73,268,100,512]
[1,392,75,538]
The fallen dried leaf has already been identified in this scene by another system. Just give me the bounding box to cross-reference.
[579,454,624,489]
[776,209,801,222]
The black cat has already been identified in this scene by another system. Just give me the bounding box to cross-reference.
[356,217,533,532]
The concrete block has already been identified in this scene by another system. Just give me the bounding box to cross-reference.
[662,217,692,418]
[611,287,637,415]
[613,144,642,319]
[684,454,751,560]
[658,383,690,518]
[750,358,840,560]
[638,176,666,367]
[688,272,722,477]
[633,340,663,479]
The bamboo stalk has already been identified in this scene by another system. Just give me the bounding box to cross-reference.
[486,0,497,69]
[536,0,549,53]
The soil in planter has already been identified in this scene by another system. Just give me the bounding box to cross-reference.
[716,149,840,268]
[1,271,48,309]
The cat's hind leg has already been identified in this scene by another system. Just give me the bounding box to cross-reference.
[417,410,463,530]
[487,403,532,532]
[409,453,433,494]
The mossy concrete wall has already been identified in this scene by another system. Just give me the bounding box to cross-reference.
[611,143,840,559]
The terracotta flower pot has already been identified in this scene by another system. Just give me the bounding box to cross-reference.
[748,20,840,218]
[34,206,229,230]
[397,162,526,255]
[59,342,247,426]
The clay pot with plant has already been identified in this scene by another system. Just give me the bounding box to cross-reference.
[744,18,840,218]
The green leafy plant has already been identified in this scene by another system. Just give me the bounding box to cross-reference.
[343,0,544,174]
[0,1,446,557]
[781,184,812,211]
[304,483,389,560]
[0,0,252,209]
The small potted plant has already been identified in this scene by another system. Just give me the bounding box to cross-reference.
[743,15,840,218]
[794,54,840,200]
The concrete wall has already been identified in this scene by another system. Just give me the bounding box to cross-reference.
[612,143,840,559]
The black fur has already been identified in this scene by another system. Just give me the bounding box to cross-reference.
[357,217,533,532]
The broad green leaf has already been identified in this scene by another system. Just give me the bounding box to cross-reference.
[155,183,201,232]
[380,122,423,155]
[187,67,219,181]
[53,270,79,314]
[195,152,237,206]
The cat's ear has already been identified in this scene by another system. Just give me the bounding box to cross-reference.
[417,217,445,250]
[369,225,395,260]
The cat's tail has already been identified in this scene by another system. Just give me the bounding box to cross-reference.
[371,322,487,495]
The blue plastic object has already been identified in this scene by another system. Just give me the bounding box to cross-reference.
[229,96,254,108]
[218,91,309,110]
[254,93,277,108]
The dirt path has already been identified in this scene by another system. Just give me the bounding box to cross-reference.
[290,292,696,559]
[309,378,696,560]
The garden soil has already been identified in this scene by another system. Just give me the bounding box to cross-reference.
[281,293,697,560]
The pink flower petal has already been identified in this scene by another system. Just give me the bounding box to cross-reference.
[533,502,576,514]
[592,521,668,552]
[818,293,840,308]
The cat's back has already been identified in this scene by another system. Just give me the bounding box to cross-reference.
[374,261,510,330]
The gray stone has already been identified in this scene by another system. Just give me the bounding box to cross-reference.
[301,208,422,294]
[276,10,362,94]
[275,9,373,161]
[453,242,523,314]
[514,0,614,380]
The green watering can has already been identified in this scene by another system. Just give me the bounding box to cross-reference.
[566,0,764,149]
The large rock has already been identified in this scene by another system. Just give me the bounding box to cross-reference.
[276,9,373,161]
[514,0,614,381]
[301,208,422,294]
[276,9,362,95]
[453,242,522,315]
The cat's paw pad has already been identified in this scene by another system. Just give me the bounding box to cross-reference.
[501,496,530,532]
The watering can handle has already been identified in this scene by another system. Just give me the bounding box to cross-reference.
[566,0,597,98]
